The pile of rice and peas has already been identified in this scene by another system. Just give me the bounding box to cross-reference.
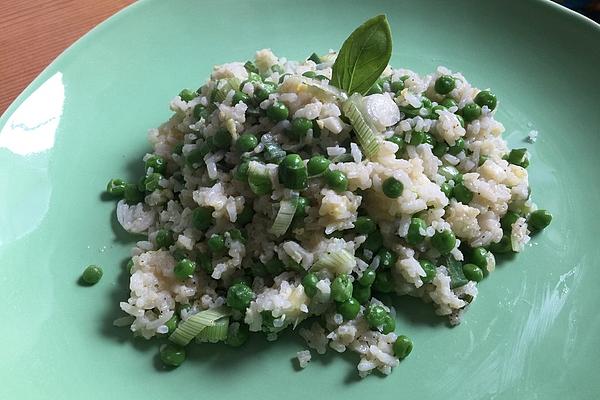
[102,15,552,377]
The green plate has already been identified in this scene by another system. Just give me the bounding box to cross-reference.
[1,0,599,398]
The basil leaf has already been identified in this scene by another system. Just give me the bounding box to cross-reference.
[331,15,392,95]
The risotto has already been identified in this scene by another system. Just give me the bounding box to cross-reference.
[105,15,552,377]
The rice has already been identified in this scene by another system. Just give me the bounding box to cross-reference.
[109,45,548,378]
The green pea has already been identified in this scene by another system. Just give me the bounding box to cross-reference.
[197,253,213,274]
[382,177,404,198]
[293,196,308,219]
[266,102,289,122]
[307,155,330,176]
[264,258,284,275]
[500,211,520,231]
[171,248,187,262]
[386,135,405,157]
[432,142,449,158]
[448,137,465,155]
[227,283,254,311]
[192,207,213,231]
[429,105,446,120]
[358,267,376,286]
[410,131,427,145]
[381,314,396,334]
[419,259,437,283]
[469,247,488,270]
[337,298,360,320]
[507,148,529,168]
[174,259,196,280]
[353,284,371,304]
[390,80,404,93]
[145,155,167,174]
[434,75,456,95]
[488,234,512,254]
[234,161,249,180]
[331,275,353,303]
[179,89,196,102]
[373,270,394,293]
[232,90,250,105]
[456,114,465,128]
[155,229,174,249]
[82,265,103,285]
[254,82,277,103]
[474,90,497,111]
[236,133,258,153]
[123,183,144,204]
[237,203,254,226]
[463,263,484,282]
[249,261,267,278]
[160,343,186,367]
[213,129,232,150]
[226,323,250,347]
[365,304,388,329]
[106,178,126,197]
[185,145,210,167]
[431,230,456,254]
[406,217,427,245]
[227,228,246,243]
[528,209,552,232]
[207,234,226,254]
[393,335,413,359]
[453,183,473,204]
[421,97,433,109]
[461,103,481,122]
[440,97,458,108]
[377,248,397,269]
[440,182,453,198]
[325,170,348,192]
[355,216,377,235]
[302,273,319,297]
[278,154,308,190]
[288,117,313,140]
[363,230,383,253]
[193,104,210,120]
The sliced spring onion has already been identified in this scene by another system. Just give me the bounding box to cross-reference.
[196,317,230,343]
[269,199,298,237]
[311,249,356,275]
[331,153,354,163]
[212,88,227,103]
[342,93,380,159]
[169,306,231,346]
[300,77,345,103]
[248,161,273,195]
[438,165,460,181]
[262,137,286,164]
[226,78,241,93]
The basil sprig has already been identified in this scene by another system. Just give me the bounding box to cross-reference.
[330,15,392,95]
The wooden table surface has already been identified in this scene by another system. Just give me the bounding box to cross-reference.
[0,0,134,114]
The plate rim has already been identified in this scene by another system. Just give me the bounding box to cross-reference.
[1,0,599,126]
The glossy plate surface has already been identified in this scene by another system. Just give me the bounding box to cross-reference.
[1,0,599,398]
